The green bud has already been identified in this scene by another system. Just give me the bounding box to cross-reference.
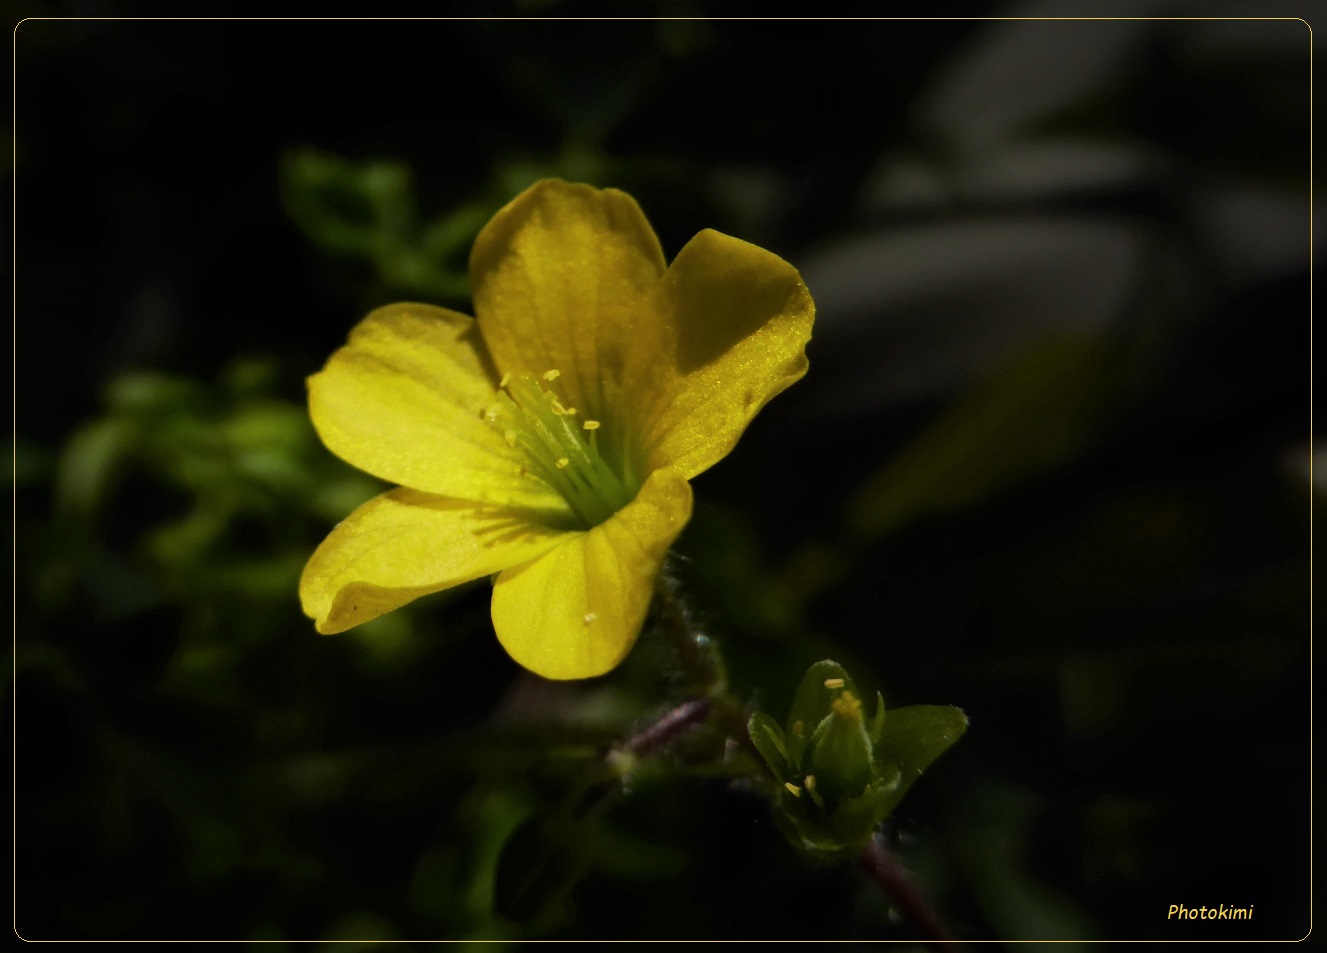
[807,689,874,800]
[747,659,967,863]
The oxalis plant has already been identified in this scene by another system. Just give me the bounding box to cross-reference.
[299,178,966,939]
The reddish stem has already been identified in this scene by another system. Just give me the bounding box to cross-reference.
[624,697,712,758]
[859,832,958,950]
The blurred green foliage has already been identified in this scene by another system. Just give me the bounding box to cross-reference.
[44,357,381,624]
[281,149,492,302]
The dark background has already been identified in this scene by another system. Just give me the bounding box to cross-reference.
[13,7,1315,943]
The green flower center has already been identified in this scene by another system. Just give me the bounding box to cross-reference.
[485,370,637,529]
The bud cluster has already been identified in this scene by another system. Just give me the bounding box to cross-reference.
[747,660,967,861]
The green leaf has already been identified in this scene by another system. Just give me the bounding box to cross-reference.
[773,809,854,862]
[826,770,900,848]
[221,401,311,455]
[872,704,968,816]
[587,826,687,881]
[785,660,858,767]
[104,371,198,414]
[388,197,499,301]
[746,710,791,782]
[846,335,1106,541]
[279,147,412,260]
[869,690,886,744]
[492,814,591,927]
[456,787,537,925]
[773,773,903,863]
[54,417,137,522]
[220,354,279,399]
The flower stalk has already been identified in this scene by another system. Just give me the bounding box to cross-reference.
[859,832,957,951]
[653,567,726,696]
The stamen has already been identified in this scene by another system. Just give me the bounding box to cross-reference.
[831,690,864,723]
[479,372,636,528]
[804,774,817,792]
[784,782,801,797]
[583,612,597,625]
[499,372,511,388]
[823,677,845,689]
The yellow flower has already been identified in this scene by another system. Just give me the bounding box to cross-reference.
[298,179,815,679]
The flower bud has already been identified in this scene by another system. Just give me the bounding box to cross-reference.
[747,659,967,862]
[807,689,874,800]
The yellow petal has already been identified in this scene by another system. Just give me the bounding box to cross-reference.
[626,229,814,479]
[470,179,666,422]
[301,488,573,634]
[308,302,571,514]
[489,468,693,680]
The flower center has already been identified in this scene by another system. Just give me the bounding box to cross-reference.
[484,369,636,529]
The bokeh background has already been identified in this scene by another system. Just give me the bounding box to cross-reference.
[13,7,1316,944]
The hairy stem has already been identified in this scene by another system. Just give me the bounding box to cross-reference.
[652,566,770,767]
[578,697,713,816]
[654,567,726,695]
[622,697,712,758]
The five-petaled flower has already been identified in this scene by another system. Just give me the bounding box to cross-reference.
[299,179,814,679]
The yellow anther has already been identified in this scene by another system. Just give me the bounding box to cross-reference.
[783,782,801,797]
[831,689,863,723]
[564,407,577,416]
[583,420,601,430]
[556,457,570,469]
[499,372,511,388]
[543,369,561,381]
[583,612,597,625]
[804,774,817,792]
[550,398,568,415]
[823,677,845,689]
